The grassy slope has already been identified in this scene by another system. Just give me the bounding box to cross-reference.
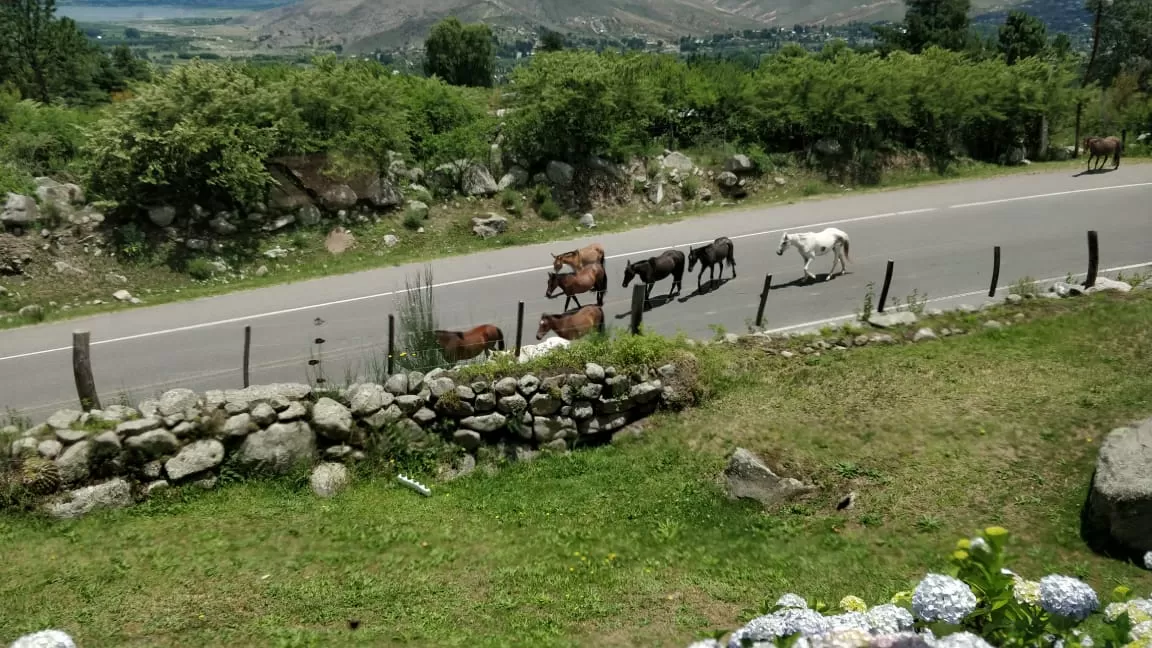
[3,291,1152,646]
[4,156,1143,333]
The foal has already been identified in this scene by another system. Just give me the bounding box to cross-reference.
[687,237,737,290]
[536,305,604,341]
[434,324,505,364]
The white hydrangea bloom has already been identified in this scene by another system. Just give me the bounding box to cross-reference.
[807,628,872,648]
[1131,621,1152,642]
[929,631,994,648]
[1038,575,1099,622]
[1011,576,1042,606]
[776,593,810,610]
[686,641,723,648]
[1106,599,1152,624]
[825,612,871,633]
[727,608,830,648]
[912,573,978,625]
[864,604,916,634]
[868,632,933,648]
[8,630,76,648]
[968,538,990,554]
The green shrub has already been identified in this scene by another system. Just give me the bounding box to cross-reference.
[186,258,217,281]
[537,197,562,221]
[531,183,551,206]
[499,188,522,215]
[680,175,700,199]
[402,207,424,231]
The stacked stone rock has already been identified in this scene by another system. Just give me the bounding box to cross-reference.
[5,363,673,518]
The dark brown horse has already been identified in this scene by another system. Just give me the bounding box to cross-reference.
[551,242,606,273]
[623,249,685,301]
[536,305,604,341]
[545,262,607,311]
[434,324,505,363]
[687,237,737,289]
[1084,136,1122,171]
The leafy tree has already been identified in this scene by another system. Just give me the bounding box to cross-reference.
[124,27,141,39]
[998,10,1047,65]
[876,0,974,54]
[1087,0,1152,89]
[539,29,565,52]
[423,17,495,88]
[0,0,114,104]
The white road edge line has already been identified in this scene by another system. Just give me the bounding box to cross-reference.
[1,180,1150,362]
[763,261,1152,334]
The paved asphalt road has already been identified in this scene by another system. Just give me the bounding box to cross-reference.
[2,165,1150,420]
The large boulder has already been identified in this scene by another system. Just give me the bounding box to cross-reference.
[2,193,39,227]
[236,421,316,475]
[165,439,225,481]
[34,177,85,208]
[546,160,575,187]
[45,478,133,520]
[724,448,816,508]
[461,164,499,196]
[1087,418,1152,554]
[661,151,695,173]
[472,214,508,239]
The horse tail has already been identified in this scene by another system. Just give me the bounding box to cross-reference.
[842,235,851,263]
[494,326,505,351]
[727,239,736,266]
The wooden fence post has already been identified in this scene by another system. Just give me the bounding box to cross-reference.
[514,300,525,358]
[877,259,895,313]
[629,284,645,335]
[988,246,1001,298]
[754,274,773,328]
[1086,230,1099,288]
[387,314,396,375]
[243,325,251,388]
[72,331,101,411]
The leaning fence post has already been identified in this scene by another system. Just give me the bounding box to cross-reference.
[629,283,645,335]
[243,325,251,388]
[754,274,773,328]
[72,330,100,411]
[1086,230,1099,288]
[988,246,1001,298]
[387,314,396,375]
[514,300,525,358]
[877,259,895,313]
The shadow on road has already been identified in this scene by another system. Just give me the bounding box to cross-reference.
[612,291,680,320]
[769,272,853,290]
[1073,167,1118,178]
[676,277,734,304]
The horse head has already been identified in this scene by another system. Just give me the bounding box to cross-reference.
[622,260,635,288]
[551,253,568,272]
[776,232,791,256]
[536,315,554,340]
[687,246,699,272]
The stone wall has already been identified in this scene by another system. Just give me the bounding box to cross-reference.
[2,361,687,519]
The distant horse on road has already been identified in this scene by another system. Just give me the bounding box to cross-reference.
[1083,136,1122,171]
[434,324,505,364]
[776,227,852,282]
[551,243,606,273]
[622,249,685,301]
[687,237,737,290]
[545,262,607,311]
[536,305,604,341]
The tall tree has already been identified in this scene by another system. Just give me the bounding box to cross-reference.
[539,28,565,52]
[876,0,974,54]
[998,10,1047,64]
[0,0,59,102]
[423,17,495,88]
[1088,0,1152,89]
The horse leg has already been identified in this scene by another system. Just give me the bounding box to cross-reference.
[828,250,841,279]
[803,255,815,281]
[572,293,583,309]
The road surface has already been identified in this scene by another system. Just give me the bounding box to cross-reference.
[2,165,1150,420]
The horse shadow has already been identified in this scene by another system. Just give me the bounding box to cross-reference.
[676,277,733,304]
[612,292,679,320]
[770,272,852,290]
[1073,167,1118,178]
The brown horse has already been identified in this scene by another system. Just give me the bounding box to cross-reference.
[434,324,505,363]
[551,242,606,272]
[536,305,604,341]
[1084,136,1122,171]
[545,262,607,311]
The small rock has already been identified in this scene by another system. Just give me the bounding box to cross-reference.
[145,480,170,496]
[223,413,254,437]
[310,462,349,498]
[54,440,92,484]
[868,311,918,328]
[519,374,541,396]
[165,439,225,481]
[18,304,44,319]
[724,448,816,508]
[348,383,392,416]
[384,373,409,396]
[1087,276,1133,294]
[412,407,437,425]
[46,478,132,519]
[912,328,938,342]
[494,377,519,396]
[158,388,199,417]
[1006,294,1023,304]
[579,213,596,228]
[278,401,308,421]
[460,413,507,433]
[47,409,82,430]
[780,351,795,358]
[312,397,353,441]
[112,289,133,302]
[148,206,176,227]
[382,234,399,248]
[250,402,277,427]
[254,265,269,277]
[453,429,483,451]
[984,320,1004,329]
[37,439,63,459]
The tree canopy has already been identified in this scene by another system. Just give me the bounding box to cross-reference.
[423,17,495,88]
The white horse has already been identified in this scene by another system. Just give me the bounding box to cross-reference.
[776,227,852,282]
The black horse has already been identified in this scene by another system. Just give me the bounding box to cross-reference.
[623,249,685,301]
[687,237,737,289]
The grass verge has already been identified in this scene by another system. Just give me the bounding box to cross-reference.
[2,266,1152,648]
[3,156,1146,333]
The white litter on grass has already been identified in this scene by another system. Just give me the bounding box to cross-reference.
[396,474,431,497]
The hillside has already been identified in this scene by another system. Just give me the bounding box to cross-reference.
[245,0,1021,52]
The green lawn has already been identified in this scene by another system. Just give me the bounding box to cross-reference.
[3,292,1152,647]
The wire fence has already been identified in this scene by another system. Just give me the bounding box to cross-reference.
[52,228,1152,413]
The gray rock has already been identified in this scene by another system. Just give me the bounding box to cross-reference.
[724,447,816,508]
[236,421,316,475]
[406,200,429,219]
[46,478,132,519]
[47,409,82,430]
[392,418,426,443]
[453,429,482,451]
[868,311,918,328]
[348,383,392,417]
[724,154,755,173]
[412,407,437,425]
[455,385,476,401]
[657,364,677,378]
[494,377,519,396]
[2,193,39,226]
[427,377,456,399]
[148,205,176,227]
[312,397,353,441]
[869,334,896,345]
[1006,293,1023,304]
[165,439,225,481]
[599,396,635,415]
[142,461,163,479]
[250,402,277,427]
[461,413,507,433]
[382,234,399,248]
[223,413,254,437]
[91,430,121,455]
[546,160,575,187]
[435,395,474,417]
[534,416,576,443]
[408,371,426,393]
[579,383,603,400]
[630,381,662,405]
[396,394,424,415]
[475,392,497,412]
[913,328,938,342]
[461,164,499,196]
[54,440,92,485]
[278,400,308,421]
[497,394,528,414]
[325,445,354,460]
[125,429,179,460]
[1087,277,1133,294]
[984,320,1004,329]
[159,388,199,417]
[10,436,37,457]
[530,392,562,416]
[578,413,630,435]
[471,214,508,238]
[223,383,312,411]
[384,373,409,396]
[310,462,349,498]
[717,171,739,188]
[37,439,63,459]
[498,165,529,190]
[571,402,594,420]
[518,374,540,396]
[193,475,218,490]
[54,428,87,444]
[145,480,170,496]
[18,304,45,320]
[585,363,606,382]
[661,151,694,172]
[365,405,403,429]
[1087,419,1152,553]
[579,212,596,229]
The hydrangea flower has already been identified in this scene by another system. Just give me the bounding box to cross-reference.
[727,608,830,648]
[840,596,869,613]
[891,591,913,606]
[968,537,990,554]
[865,604,916,634]
[929,631,995,648]
[686,641,723,648]
[8,630,76,648]
[807,628,872,648]
[1107,599,1152,624]
[911,573,978,625]
[776,593,810,610]
[824,612,871,633]
[1132,621,1152,642]
[1011,576,1042,606]
[1039,575,1100,622]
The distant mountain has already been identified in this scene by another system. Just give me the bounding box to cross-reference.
[242,0,994,52]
